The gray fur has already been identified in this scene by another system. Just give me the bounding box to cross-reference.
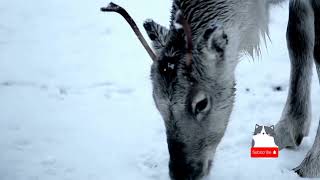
[275,0,314,149]
[293,0,320,177]
[142,0,320,179]
[294,120,320,177]
[143,19,170,54]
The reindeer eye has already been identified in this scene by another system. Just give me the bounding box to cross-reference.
[192,93,211,116]
[195,98,208,114]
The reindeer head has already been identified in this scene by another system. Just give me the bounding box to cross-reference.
[102,3,236,180]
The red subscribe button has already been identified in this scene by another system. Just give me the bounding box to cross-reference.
[251,147,279,158]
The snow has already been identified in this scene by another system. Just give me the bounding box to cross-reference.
[0,0,319,180]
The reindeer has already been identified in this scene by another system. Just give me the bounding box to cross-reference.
[102,0,320,179]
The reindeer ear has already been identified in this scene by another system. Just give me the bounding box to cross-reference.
[143,19,169,53]
[199,24,228,55]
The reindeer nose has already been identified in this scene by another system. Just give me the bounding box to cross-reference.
[167,139,204,180]
[169,159,204,180]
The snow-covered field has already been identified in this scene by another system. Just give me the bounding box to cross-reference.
[0,0,319,180]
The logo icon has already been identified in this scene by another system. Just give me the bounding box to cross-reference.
[251,124,279,158]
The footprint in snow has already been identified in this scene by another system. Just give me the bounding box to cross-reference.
[58,87,69,95]
[41,156,57,167]
[89,82,135,98]
[13,139,32,151]
[138,149,168,179]
[272,85,284,92]
[89,81,114,89]
[0,81,49,92]
[116,88,134,95]
[41,156,59,176]
[8,123,21,131]
[27,176,39,180]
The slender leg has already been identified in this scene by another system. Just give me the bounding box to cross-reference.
[294,0,320,177]
[275,0,315,149]
[295,117,320,177]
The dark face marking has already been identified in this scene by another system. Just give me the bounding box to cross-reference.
[158,56,180,83]
[254,124,263,135]
[264,125,275,137]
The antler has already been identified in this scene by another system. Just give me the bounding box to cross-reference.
[175,10,193,67]
[101,2,157,61]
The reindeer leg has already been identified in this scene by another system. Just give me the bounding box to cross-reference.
[294,0,320,177]
[294,120,320,177]
[275,0,315,149]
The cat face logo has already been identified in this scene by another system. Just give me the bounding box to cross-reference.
[251,124,279,158]
[252,124,278,148]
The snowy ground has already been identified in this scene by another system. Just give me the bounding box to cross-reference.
[0,0,319,180]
